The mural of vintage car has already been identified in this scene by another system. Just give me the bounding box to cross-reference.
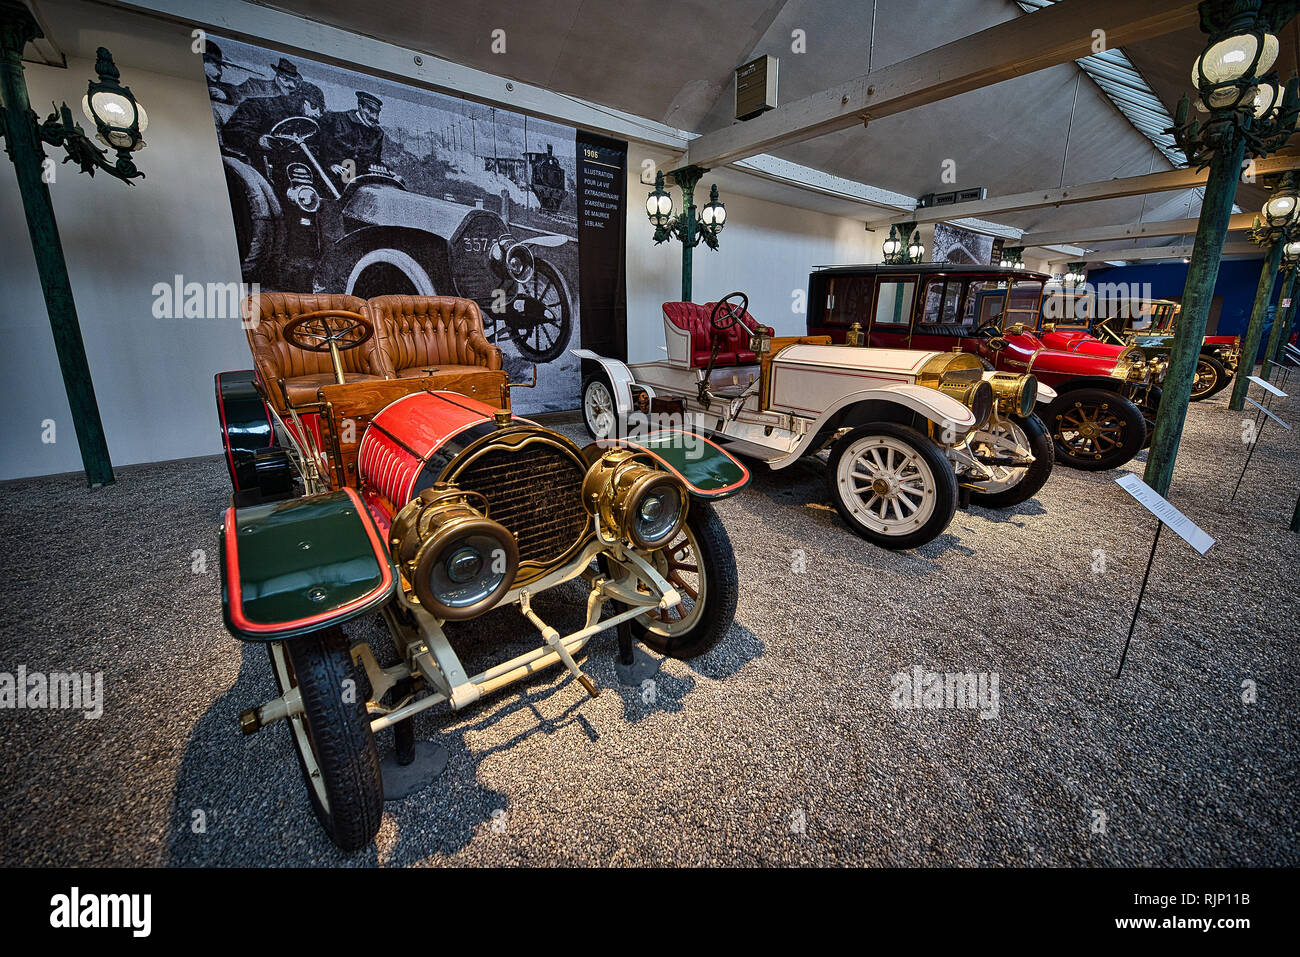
[215,292,746,850]
[1079,296,1241,400]
[806,265,1159,471]
[577,292,1056,551]
[221,114,574,363]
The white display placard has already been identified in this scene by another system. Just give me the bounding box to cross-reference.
[1247,375,1287,398]
[1246,396,1292,431]
[1115,473,1215,555]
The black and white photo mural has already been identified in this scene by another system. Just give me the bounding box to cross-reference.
[203,37,628,412]
[932,221,995,266]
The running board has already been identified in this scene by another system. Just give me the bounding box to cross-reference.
[717,437,788,462]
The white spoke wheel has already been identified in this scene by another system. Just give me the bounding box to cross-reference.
[966,413,1054,509]
[826,423,957,550]
[581,374,621,440]
[630,500,738,659]
[267,628,383,852]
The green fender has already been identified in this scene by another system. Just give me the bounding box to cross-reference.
[595,429,751,499]
[221,487,396,641]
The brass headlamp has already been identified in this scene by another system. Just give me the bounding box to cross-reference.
[582,448,688,549]
[985,371,1038,418]
[389,484,519,620]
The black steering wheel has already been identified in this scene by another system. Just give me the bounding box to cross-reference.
[262,115,319,150]
[709,291,749,333]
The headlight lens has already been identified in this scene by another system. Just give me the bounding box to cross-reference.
[390,484,519,620]
[986,372,1037,418]
[582,448,689,549]
[935,375,993,430]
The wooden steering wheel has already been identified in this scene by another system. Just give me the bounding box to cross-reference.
[283,310,374,385]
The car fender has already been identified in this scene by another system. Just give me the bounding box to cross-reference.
[572,348,637,416]
[593,429,751,500]
[221,488,396,642]
[784,382,975,463]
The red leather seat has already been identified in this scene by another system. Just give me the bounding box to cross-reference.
[662,301,771,367]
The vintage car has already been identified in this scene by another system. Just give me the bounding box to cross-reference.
[577,292,1056,552]
[1083,296,1241,400]
[221,113,573,363]
[805,264,1159,471]
[216,291,746,850]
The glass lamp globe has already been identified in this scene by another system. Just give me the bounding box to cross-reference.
[701,186,726,234]
[1000,257,1012,269]
[882,235,902,257]
[645,183,673,228]
[1285,240,1300,258]
[1253,82,1284,119]
[906,233,924,261]
[1193,31,1278,87]
[1263,187,1300,227]
[82,89,147,149]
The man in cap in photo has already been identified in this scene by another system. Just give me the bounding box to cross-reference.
[203,41,240,108]
[319,90,388,185]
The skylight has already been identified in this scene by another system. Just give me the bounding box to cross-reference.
[1014,0,1183,165]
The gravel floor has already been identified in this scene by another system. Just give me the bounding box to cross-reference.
[0,383,1296,867]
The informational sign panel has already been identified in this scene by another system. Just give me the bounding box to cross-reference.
[1247,375,1287,398]
[1246,396,1291,430]
[576,131,629,362]
[1115,473,1215,555]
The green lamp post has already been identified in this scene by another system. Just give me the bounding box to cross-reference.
[647,167,725,302]
[1229,175,1299,402]
[1144,0,1299,497]
[0,2,148,487]
[998,246,1027,271]
[882,221,924,265]
[1261,237,1300,379]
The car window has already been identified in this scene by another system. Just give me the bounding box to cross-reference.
[824,276,872,326]
[1003,280,1044,331]
[920,279,969,334]
[964,280,1005,331]
[874,280,916,327]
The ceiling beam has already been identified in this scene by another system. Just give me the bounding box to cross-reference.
[678,0,1200,171]
[1048,242,1260,265]
[864,155,1300,229]
[1022,212,1259,247]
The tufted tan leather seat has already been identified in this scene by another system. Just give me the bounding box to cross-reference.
[244,292,393,411]
[365,295,503,378]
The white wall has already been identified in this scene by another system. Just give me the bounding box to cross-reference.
[624,149,873,363]
[0,48,248,481]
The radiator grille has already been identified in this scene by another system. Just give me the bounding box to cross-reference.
[449,439,590,575]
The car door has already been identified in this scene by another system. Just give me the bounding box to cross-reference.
[864,275,918,348]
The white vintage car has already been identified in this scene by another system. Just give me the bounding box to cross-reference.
[575,292,1058,549]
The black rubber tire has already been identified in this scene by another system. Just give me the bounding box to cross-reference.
[825,422,957,550]
[967,413,1054,509]
[630,500,738,659]
[1043,388,1146,471]
[268,628,382,852]
[1191,353,1228,400]
[581,373,620,440]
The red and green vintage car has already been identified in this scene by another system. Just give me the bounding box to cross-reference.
[216,292,746,850]
[806,264,1160,471]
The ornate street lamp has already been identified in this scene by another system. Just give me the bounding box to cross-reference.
[999,246,1025,270]
[882,220,923,265]
[1145,0,1299,497]
[881,225,902,262]
[646,167,723,301]
[1,4,151,487]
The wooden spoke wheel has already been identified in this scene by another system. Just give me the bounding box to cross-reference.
[1046,388,1145,471]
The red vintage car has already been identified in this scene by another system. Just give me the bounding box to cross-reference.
[215,292,747,850]
[806,264,1159,471]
